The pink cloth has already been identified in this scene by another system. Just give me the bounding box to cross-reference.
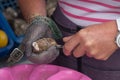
[0,64,91,80]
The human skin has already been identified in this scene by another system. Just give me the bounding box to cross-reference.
[63,20,118,60]
[18,0,46,22]
[18,0,119,61]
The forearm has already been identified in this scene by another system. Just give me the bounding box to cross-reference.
[18,0,47,22]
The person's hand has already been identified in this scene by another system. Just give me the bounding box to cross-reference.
[27,46,59,64]
[63,21,118,60]
[22,16,60,64]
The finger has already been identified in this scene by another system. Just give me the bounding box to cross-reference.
[86,53,93,58]
[86,50,97,58]
[47,46,59,56]
[63,35,73,42]
[63,34,80,56]
[85,44,100,58]
[46,46,60,62]
[73,44,86,58]
[94,53,111,60]
[47,46,58,53]
[29,46,59,64]
[86,50,109,60]
[102,56,110,60]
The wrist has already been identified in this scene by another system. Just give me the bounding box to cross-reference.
[29,16,62,39]
[26,14,47,23]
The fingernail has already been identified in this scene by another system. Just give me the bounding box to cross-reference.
[63,48,70,56]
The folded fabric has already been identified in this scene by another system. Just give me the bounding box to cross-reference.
[0,64,91,80]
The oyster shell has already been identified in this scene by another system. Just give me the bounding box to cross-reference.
[32,38,57,53]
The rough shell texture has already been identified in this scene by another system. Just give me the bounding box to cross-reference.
[0,64,91,80]
[32,38,57,53]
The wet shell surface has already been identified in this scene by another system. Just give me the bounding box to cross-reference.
[32,38,57,53]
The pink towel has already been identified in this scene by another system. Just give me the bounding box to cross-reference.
[0,64,91,80]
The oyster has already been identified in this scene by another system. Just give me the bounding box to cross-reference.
[32,38,57,53]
